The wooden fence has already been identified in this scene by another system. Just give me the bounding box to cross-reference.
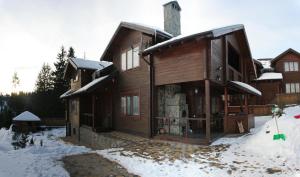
[228,105,273,116]
[41,117,65,126]
[274,93,300,108]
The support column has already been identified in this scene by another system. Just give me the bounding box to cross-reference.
[224,87,228,133]
[205,79,211,143]
[244,94,248,114]
[92,95,95,131]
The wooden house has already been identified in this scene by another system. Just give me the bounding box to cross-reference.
[61,1,261,144]
[254,48,300,105]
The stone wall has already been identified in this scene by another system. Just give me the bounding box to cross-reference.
[157,84,189,136]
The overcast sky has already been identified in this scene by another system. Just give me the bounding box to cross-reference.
[0,0,300,94]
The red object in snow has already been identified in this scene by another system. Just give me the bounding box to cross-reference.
[294,115,300,119]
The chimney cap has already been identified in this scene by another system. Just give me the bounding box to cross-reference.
[163,1,181,11]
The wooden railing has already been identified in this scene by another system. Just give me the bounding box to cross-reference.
[228,66,242,81]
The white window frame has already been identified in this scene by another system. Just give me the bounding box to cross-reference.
[133,46,140,68]
[296,83,300,93]
[121,52,126,71]
[120,46,140,71]
[286,83,291,93]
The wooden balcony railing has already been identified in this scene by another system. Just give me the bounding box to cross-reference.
[228,65,242,81]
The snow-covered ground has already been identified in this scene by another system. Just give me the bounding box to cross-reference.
[1,105,300,177]
[97,105,300,177]
[0,128,90,177]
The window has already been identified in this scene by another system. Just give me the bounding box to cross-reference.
[120,46,140,71]
[127,49,133,69]
[121,95,140,116]
[286,83,300,93]
[121,97,126,115]
[284,62,299,72]
[121,53,126,71]
[228,44,240,72]
[126,96,132,115]
[133,46,140,68]
[133,96,139,115]
[296,83,300,93]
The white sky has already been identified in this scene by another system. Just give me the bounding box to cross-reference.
[0,0,300,94]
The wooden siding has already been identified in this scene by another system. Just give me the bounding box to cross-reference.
[273,52,300,93]
[252,80,282,105]
[112,29,153,137]
[154,41,206,85]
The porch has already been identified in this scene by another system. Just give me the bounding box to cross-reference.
[152,80,261,144]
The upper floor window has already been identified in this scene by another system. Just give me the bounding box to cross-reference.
[284,62,299,72]
[228,44,240,72]
[121,46,140,71]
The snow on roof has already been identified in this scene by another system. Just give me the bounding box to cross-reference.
[257,58,272,69]
[60,89,75,99]
[143,24,244,54]
[230,81,262,96]
[122,22,173,38]
[70,58,112,70]
[73,75,109,95]
[13,111,40,122]
[256,72,283,81]
[61,75,110,99]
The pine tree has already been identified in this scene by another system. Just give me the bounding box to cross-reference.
[67,47,75,60]
[35,63,53,92]
[52,46,69,93]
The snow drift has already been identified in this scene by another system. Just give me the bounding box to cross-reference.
[242,105,300,160]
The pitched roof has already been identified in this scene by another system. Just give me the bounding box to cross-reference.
[100,21,173,61]
[13,111,40,122]
[70,58,112,70]
[257,58,273,69]
[271,48,300,64]
[256,72,283,81]
[60,73,115,99]
[143,24,245,54]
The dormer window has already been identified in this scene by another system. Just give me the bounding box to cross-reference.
[284,61,298,72]
[121,46,140,71]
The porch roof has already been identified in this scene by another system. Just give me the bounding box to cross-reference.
[60,74,113,99]
[228,81,262,96]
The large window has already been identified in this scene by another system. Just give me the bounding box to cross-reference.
[284,62,299,72]
[121,46,140,71]
[286,83,300,94]
[121,95,140,116]
[228,44,240,72]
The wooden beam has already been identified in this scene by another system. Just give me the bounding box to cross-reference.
[244,94,248,114]
[92,95,95,131]
[224,87,228,133]
[205,79,211,143]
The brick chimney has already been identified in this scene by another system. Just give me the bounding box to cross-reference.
[163,1,181,37]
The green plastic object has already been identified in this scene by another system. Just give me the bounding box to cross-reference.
[273,134,286,141]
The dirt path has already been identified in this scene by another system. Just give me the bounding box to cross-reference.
[62,153,139,177]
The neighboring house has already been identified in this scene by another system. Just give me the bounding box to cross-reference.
[254,48,300,105]
[61,1,261,144]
